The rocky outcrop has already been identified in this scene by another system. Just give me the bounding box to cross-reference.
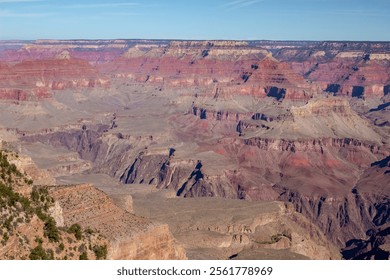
[128,189,340,260]
[50,184,186,260]
[9,153,56,185]
[242,137,383,158]
[109,224,186,260]
[0,151,109,260]
[21,125,110,162]
[192,106,252,122]
[120,152,170,185]
[274,188,371,246]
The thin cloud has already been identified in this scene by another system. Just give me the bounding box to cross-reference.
[64,2,139,9]
[222,0,246,7]
[237,0,264,8]
[221,0,264,9]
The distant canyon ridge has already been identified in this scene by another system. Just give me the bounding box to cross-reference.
[0,39,388,260]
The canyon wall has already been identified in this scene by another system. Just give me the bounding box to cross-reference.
[1,39,389,259]
[0,40,389,101]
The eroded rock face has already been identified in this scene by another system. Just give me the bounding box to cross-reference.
[126,188,340,260]
[17,97,389,252]
[0,57,109,100]
[1,40,389,101]
[109,224,187,260]
[50,184,186,260]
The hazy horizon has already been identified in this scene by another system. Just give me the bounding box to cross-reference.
[0,0,389,41]
[1,38,390,43]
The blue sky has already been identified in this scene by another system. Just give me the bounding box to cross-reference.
[0,0,389,41]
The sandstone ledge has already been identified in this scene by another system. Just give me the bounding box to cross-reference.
[50,184,186,260]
